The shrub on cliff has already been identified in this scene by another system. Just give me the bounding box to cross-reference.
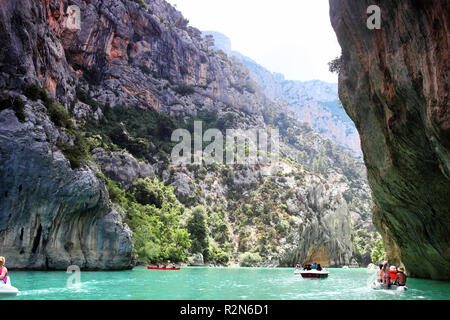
[46,101,74,129]
[174,83,195,96]
[23,85,73,129]
[132,177,165,208]
[99,172,127,204]
[56,132,88,169]
[0,96,26,122]
[23,84,49,103]
[328,56,343,74]
[239,252,262,267]
[76,87,102,111]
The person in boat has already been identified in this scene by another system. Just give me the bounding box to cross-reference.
[0,256,8,285]
[311,263,317,270]
[389,266,397,285]
[316,264,322,271]
[376,264,384,282]
[381,262,390,285]
[395,268,407,286]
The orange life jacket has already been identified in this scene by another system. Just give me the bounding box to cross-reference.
[389,270,397,280]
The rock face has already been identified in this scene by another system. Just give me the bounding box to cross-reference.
[330,0,449,279]
[169,172,196,203]
[279,175,354,267]
[0,99,133,270]
[0,0,138,270]
[92,148,155,188]
[190,253,204,266]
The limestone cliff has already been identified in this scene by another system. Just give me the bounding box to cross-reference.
[0,0,135,269]
[0,98,133,270]
[330,0,449,279]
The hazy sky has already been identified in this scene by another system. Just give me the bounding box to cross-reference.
[166,0,341,83]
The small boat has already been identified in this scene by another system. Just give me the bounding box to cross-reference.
[296,269,329,278]
[147,266,180,270]
[370,281,407,291]
[0,277,19,298]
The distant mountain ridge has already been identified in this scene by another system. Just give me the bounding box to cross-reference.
[203,31,362,158]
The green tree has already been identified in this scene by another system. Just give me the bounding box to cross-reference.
[132,178,165,207]
[371,239,386,264]
[186,206,210,259]
[125,178,191,263]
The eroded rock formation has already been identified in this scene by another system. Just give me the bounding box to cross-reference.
[0,99,133,270]
[330,0,449,279]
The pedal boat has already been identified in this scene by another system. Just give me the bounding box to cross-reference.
[0,277,19,298]
[370,281,407,291]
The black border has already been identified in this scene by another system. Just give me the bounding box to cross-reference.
[1,300,448,319]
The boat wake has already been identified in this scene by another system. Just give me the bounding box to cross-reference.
[18,284,90,297]
[19,288,79,297]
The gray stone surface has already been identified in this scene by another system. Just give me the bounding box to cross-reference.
[0,101,133,270]
[92,148,155,188]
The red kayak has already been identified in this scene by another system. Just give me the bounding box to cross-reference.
[147,266,180,270]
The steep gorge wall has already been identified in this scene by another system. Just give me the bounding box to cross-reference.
[0,0,142,270]
[330,0,449,279]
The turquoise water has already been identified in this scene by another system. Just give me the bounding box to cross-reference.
[3,267,450,300]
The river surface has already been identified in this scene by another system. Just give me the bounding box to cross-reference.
[3,267,450,300]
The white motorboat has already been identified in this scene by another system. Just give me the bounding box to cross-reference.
[294,268,329,278]
[0,277,19,298]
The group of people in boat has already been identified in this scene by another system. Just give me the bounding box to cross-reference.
[295,262,323,271]
[377,261,407,286]
[155,261,177,268]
